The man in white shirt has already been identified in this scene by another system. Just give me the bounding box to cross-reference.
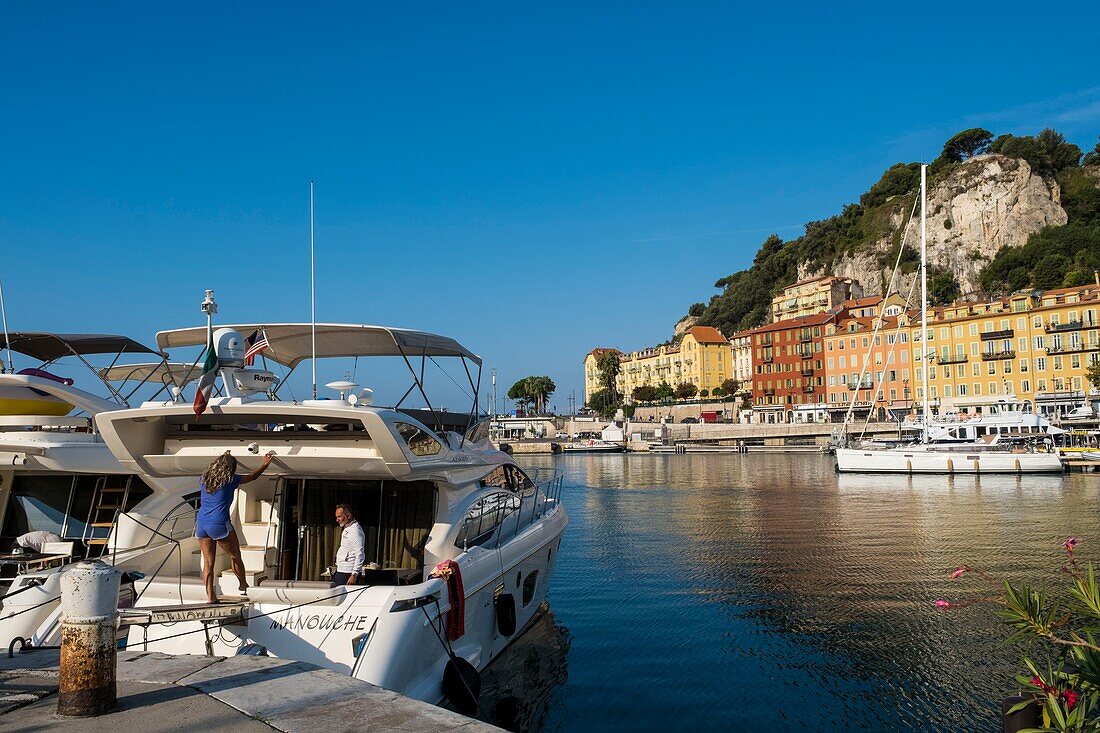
[332,504,366,587]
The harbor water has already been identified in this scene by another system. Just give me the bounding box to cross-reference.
[479,453,1100,732]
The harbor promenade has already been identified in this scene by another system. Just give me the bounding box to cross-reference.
[0,647,502,733]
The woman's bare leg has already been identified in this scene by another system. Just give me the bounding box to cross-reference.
[199,537,218,604]
[218,530,248,594]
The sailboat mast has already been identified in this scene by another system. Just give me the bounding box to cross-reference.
[920,163,930,441]
[0,277,12,373]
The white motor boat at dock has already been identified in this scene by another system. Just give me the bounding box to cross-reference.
[90,305,567,711]
[0,332,197,643]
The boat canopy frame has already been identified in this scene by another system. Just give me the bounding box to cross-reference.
[1,331,170,408]
[156,323,484,446]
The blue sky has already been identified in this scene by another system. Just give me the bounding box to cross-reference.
[3,2,1100,411]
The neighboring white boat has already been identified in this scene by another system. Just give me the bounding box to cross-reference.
[561,439,624,453]
[0,333,196,644]
[898,399,1065,443]
[835,166,1064,475]
[91,311,567,711]
[835,437,1063,474]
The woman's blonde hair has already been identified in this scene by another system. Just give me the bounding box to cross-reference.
[202,452,237,493]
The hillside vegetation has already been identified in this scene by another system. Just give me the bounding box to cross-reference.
[691,129,1100,338]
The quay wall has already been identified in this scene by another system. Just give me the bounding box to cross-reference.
[502,421,902,453]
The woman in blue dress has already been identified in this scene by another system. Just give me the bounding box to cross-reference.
[197,450,274,603]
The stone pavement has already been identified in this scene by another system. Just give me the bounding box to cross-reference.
[0,648,502,733]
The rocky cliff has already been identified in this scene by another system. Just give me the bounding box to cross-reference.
[798,155,1068,297]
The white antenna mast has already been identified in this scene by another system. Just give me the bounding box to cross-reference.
[0,277,12,373]
[310,180,317,400]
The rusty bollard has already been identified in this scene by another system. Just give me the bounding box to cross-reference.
[58,560,121,716]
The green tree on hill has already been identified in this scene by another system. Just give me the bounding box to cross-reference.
[1084,136,1100,166]
[940,128,993,163]
[929,270,960,305]
[989,129,1082,174]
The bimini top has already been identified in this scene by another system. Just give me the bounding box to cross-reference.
[155,323,481,367]
[99,362,203,386]
[3,332,159,362]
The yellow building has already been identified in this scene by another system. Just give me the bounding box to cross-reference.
[583,348,623,403]
[771,275,863,323]
[910,282,1100,417]
[615,327,733,401]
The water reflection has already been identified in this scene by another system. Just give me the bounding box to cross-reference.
[513,453,1098,732]
[478,606,572,732]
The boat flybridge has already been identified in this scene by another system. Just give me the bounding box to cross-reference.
[92,311,567,711]
[0,332,199,642]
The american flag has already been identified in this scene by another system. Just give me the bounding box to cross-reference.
[243,329,269,366]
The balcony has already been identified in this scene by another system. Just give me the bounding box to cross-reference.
[803,385,815,393]
[938,354,968,365]
[759,337,774,347]
[1045,342,1099,355]
[799,333,812,343]
[1046,321,1088,333]
[980,329,1014,341]
[980,350,1016,361]
[800,367,815,377]
[761,354,774,363]
[763,388,775,396]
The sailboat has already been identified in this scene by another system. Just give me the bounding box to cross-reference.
[834,165,1063,474]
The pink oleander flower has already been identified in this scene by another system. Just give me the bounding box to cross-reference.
[950,565,970,579]
[1062,689,1079,711]
[1064,536,1080,554]
[934,599,951,609]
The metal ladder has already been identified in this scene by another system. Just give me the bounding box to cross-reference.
[83,475,132,554]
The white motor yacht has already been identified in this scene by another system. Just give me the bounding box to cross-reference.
[898,399,1064,444]
[0,333,196,643]
[92,309,567,712]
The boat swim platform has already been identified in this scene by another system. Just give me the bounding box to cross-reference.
[0,647,504,732]
[118,600,251,626]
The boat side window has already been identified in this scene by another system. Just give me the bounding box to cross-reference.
[481,465,509,489]
[505,465,535,494]
[455,492,519,550]
[395,422,443,456]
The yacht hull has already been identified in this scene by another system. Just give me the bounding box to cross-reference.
[113,505,568,705]
[835,446,1064,474]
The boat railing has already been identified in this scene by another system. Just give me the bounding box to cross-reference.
[109,499,198,605]
[508,468,564,542]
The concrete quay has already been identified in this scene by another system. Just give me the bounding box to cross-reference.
[0,647,503,733]
[502,420,901,453]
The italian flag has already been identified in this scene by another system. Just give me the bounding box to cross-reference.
[193,331,219,417]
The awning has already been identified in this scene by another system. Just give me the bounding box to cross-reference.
[155,323,481,367]
[1,332,158,361]
[99,362,202,386]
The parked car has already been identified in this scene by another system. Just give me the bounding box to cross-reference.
[554,431,569,439]
[680,417,698,424]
